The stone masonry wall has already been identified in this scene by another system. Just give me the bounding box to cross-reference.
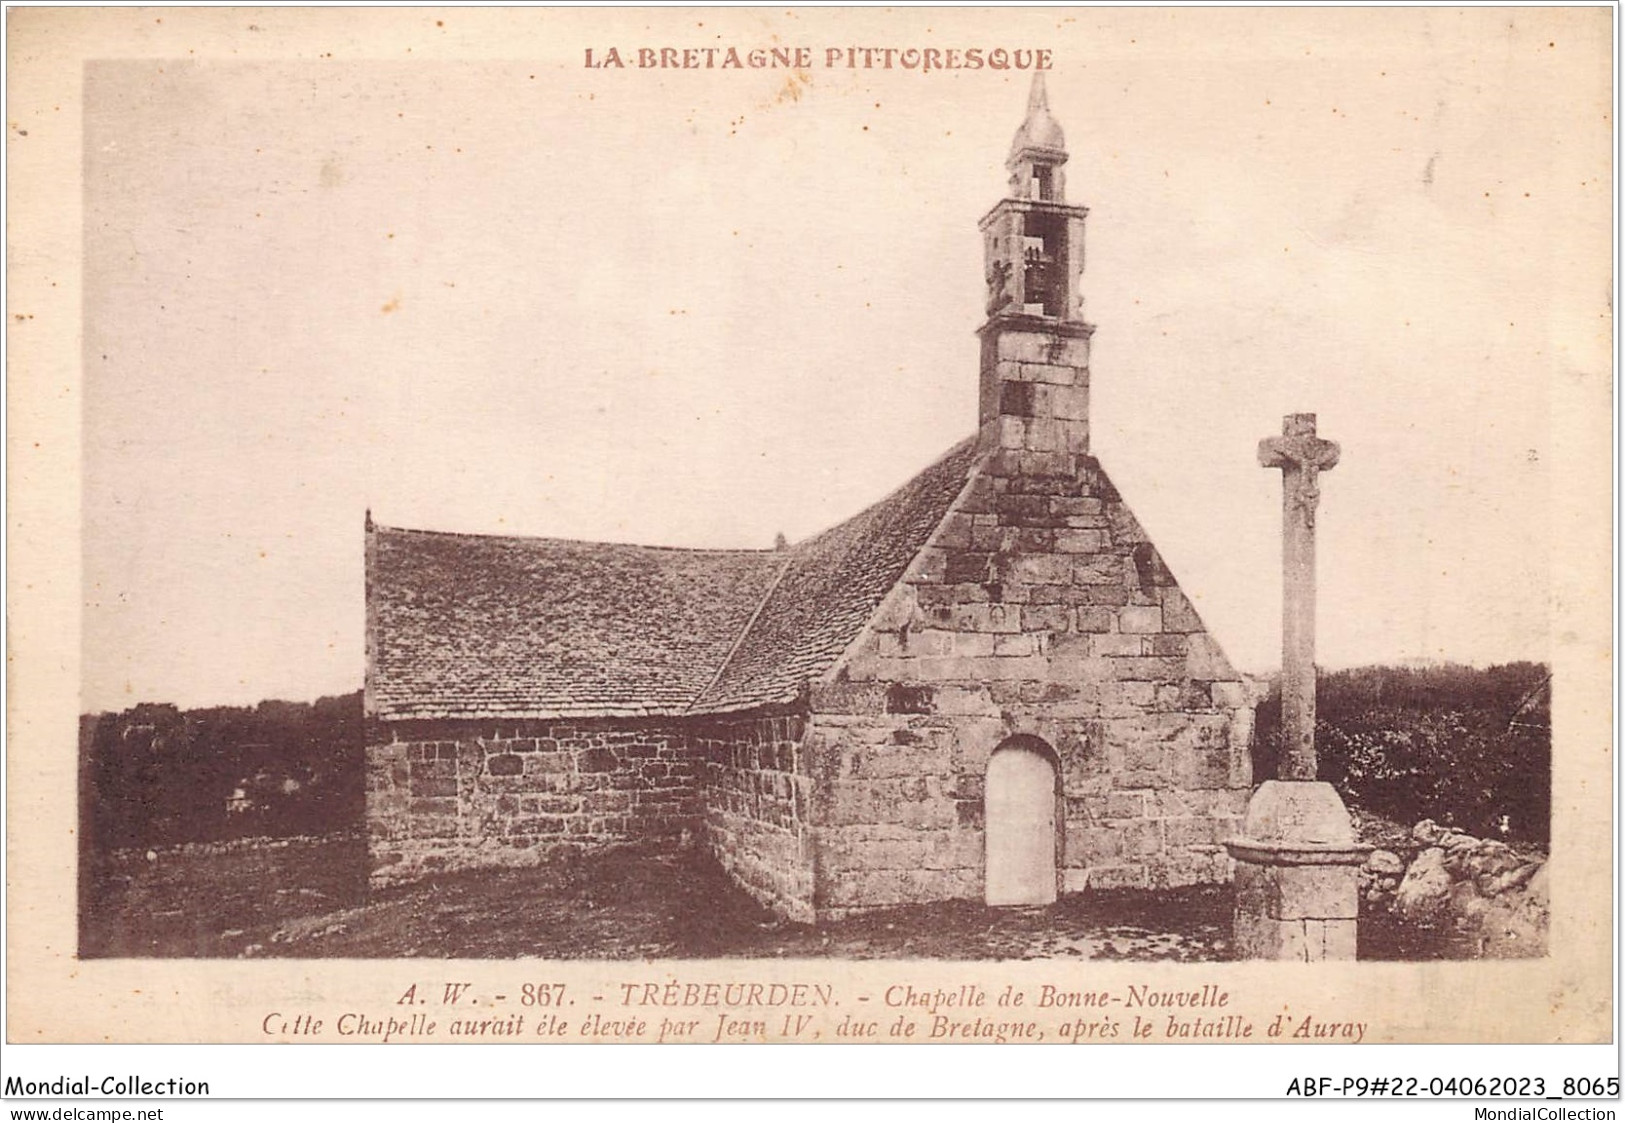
[367,718,699,885]
[814,374,1255,913]
[692,713,816,924]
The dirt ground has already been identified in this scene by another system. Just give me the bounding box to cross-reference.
[81,833,1472,960]
[83,835,1241,960]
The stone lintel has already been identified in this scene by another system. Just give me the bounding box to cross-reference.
[977,197,1091,230]
[976,315,1095,342]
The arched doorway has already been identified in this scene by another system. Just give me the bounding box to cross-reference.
[984,737,1060,906]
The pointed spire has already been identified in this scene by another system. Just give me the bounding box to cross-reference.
[1009,71,1066,163]
[1028,69,1051,115]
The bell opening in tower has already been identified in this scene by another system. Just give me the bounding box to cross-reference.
[1022,210,1068,318]
[1033,165,1054,202]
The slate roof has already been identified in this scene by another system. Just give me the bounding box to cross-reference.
[366,530,783,720]
[367,437,981,721]
[695,437,980,713]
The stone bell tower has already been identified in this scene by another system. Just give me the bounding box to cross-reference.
[978,72,1093,454]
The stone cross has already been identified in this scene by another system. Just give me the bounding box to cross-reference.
[1258,413,1340,782]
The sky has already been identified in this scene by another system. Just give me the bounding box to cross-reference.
[75,7,1611,712]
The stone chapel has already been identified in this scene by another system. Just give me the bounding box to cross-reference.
[364,76,1256,922]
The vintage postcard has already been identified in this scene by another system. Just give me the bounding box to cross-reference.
[5,4,1614,1075]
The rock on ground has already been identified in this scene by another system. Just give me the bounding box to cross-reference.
[1393,847,1452,920]
[1367,849,1405,876]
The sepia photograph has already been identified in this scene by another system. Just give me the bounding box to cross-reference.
[7,2,1615,1082]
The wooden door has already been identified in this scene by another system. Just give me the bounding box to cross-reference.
[985,742,1058,906]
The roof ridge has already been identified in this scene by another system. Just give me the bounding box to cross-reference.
[791,434,979,550]
[371,522,778,556]
[814,445,993,690]
[371,435,978,559]
[686,546,798,715]
[689,434,984,714]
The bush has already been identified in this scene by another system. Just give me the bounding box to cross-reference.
[1253,663,1550,845]
[80,691,364,850]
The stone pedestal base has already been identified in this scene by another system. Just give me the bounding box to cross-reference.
[1226,780,1370,961]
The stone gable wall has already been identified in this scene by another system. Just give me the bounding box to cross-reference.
[367,718,700,885]
[811,422,1255,913]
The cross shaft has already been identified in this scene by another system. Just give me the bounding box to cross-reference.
[1259,413,1339,781]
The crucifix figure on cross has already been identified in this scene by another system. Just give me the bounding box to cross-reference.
[1258,413,1340,782]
